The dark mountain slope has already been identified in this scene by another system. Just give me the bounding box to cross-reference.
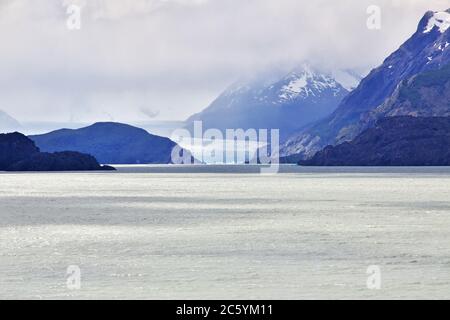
[0,132,113,171]
[299,116,450,166]
[0,132,39,170]
[30,122,184,164]
[367,62,450,120]
[283,9,450,159]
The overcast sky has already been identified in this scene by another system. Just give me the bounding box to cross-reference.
[0,0,449,123]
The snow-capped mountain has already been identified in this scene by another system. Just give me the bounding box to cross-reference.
[0,110,21,133]
[186,64,358,141]
[265,65,346,104]
[282,9,450,159]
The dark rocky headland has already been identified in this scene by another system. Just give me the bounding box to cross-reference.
[0,132,115,171]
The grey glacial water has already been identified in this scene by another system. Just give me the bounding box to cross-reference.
[1,165,450,299]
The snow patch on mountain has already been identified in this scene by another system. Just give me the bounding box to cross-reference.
[423,10,450,34]
[281,75,308,97]
[281,9,450,159]
[435,41,450,51]
[219,65,361,107]
[186,63,354,142]
[277,67,346,103]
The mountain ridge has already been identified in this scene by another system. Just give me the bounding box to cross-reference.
[282,9,450,159]
[30,122,190,164]
[186,64,358,141]
[299,116,450,166]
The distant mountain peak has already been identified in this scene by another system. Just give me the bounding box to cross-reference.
[219,63,360,105]
[258,64,352,106]
[277,66,342,102]
[423,10,450,34]
[186,63,353,141]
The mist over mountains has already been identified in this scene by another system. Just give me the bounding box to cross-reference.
[186,65,360,141]
[2,1,447,123]
[0,110,21,133]
[282,9,450,160]
[1,7,450,167]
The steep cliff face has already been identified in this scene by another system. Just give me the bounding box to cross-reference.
[368,63,450,119]
[299,117,450,166]
[283,10,450,159]
[335,62,450,141]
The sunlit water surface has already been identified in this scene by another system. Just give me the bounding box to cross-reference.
[1,165,450,299]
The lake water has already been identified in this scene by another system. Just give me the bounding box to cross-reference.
[1,165,450,299]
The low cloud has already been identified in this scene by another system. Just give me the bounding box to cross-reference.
[0,0,448,123]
